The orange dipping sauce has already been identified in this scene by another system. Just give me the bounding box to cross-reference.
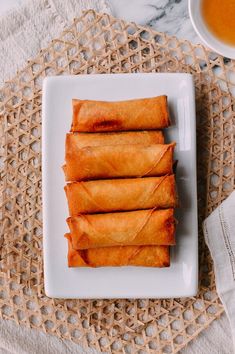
[201,0,235,46]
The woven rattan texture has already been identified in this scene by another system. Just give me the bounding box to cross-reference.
[0,10,235,354]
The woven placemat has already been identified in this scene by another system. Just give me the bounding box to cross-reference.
[0,10,234,353]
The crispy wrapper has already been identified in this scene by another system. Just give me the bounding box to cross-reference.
[67,208,175,249]
[64,141,175,181]
[71,96,170,132]
[66,131,164,148]
[66,234,170,267]
[65,175,176,215]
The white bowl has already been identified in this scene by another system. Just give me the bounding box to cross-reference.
[189,0,235,59]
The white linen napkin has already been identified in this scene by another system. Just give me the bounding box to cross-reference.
[0,0,111,87]
[203,190,235,352]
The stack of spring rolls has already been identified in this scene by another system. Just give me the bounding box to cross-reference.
[63,95,177,267]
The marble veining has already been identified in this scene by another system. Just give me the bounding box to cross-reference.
[0,0,201,44]
[109,0,202,44]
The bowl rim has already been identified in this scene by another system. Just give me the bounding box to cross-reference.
[188,0,235,59]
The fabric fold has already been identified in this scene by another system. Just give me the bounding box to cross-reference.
[0,0,111,87]
[203,191,235,352]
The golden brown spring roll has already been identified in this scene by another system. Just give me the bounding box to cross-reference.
[71,96,170,132]
[65,175,176,215]
[64,140,175,181]
[67,209,175,249]
[67,131,164,148]
[66,234,170,267]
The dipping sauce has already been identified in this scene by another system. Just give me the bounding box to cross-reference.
[201,0,235,46]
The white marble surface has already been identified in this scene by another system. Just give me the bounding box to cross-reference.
[0,1,231,354]
[109,0,202,43]
[0,0,201,43]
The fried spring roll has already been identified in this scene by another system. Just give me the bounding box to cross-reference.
[65,175,176,215]
[64,141,175,181]
[71,96,170,132]
[67,131,164,148]
[66,234,170,267]
[67,209,175,249]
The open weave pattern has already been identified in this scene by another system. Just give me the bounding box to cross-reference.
[0,10,234,354]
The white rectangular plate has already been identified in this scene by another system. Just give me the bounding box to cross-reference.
[42,73,198,298]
